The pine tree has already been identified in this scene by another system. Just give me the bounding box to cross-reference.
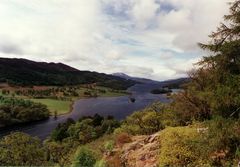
[173,1,240,120]
[198,0,240,76]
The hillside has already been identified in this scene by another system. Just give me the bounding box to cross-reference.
[0,58,136,90]
[112,72,157,84]
[113,73,189,89]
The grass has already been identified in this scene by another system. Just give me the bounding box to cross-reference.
[0,85,129,116]
[30,98,72,115]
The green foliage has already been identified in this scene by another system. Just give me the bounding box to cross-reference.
[51,115,120,144]
[104,140,115,153]
[158,126,208,167]
[68,119,97,143]
[45,139,77,166]
[171,0,240,122]
[158,118,240,167]
[0,58,136,90]
[101,116,120,134]
[0,96,50,127]
[72,147,96,167]
[203,117,240,166]
[0,132,47,166]
[51,118,75,141]
[116,103,168,135]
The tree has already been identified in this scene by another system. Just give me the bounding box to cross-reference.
[0,132,47,166]
[45,141,75,167]
[51,119,75,141]
[72,147,96,167]
[172,0,240,120]
[119,108,164,135]
[0,97,50,127]
[199,0,240,118]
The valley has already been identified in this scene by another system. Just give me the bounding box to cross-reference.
[0,82,172,139]
[0,83,128,116]
[1,1,240,166]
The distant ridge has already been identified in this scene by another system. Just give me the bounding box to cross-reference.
[113,72,189,89]
[0,58,136,90]
[112,72,158,84]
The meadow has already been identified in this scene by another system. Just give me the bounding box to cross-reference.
[0,84,128,116]
[30,99,72,115]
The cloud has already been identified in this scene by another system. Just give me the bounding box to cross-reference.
[105,50,122,60]
[0,40,23,55]
[0,0,231,80]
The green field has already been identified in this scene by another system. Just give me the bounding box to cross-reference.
[30,99,72,115]
[0,85,129,116]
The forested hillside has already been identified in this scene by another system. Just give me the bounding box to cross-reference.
[0,58,136,90]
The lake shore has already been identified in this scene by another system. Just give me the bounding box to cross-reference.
[0,83,170,140]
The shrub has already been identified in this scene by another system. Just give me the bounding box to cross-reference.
[203,117,240,166]
[158,126,209,167]
[45,140,75,166]
[158,119,240,167]
[118,103,166,135]
[72,147,96,167]
[0,132,47,166]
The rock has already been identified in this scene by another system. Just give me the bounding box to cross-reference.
[118,133,160,167]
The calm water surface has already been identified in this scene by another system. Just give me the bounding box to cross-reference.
[0,83,171,139]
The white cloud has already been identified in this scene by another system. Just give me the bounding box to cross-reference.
[0,0,232,80]
[130,0,159,28]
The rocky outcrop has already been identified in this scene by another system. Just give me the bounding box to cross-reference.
[116,133,160,167]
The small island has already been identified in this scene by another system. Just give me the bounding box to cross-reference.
[150,88,172,94]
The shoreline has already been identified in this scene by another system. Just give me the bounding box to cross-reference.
[54,93,130,117]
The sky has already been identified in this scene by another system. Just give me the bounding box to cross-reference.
[0,0,231,81]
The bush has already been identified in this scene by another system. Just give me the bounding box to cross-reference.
[51,118,75,141]
[158,118,240,167]
[117,103,167,135]
[203,117,240,166]
[158,126,206,167]
[72,147,96,167]
[51,115,119,143]
[45,140,76,166]
[0,132,47,166]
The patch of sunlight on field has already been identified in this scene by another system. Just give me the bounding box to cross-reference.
[30,99,72,115]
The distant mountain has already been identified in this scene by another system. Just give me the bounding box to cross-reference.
[0,58,136,90]
[112,73,158,84]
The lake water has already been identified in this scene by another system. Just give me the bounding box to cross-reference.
[0,82,171,140]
